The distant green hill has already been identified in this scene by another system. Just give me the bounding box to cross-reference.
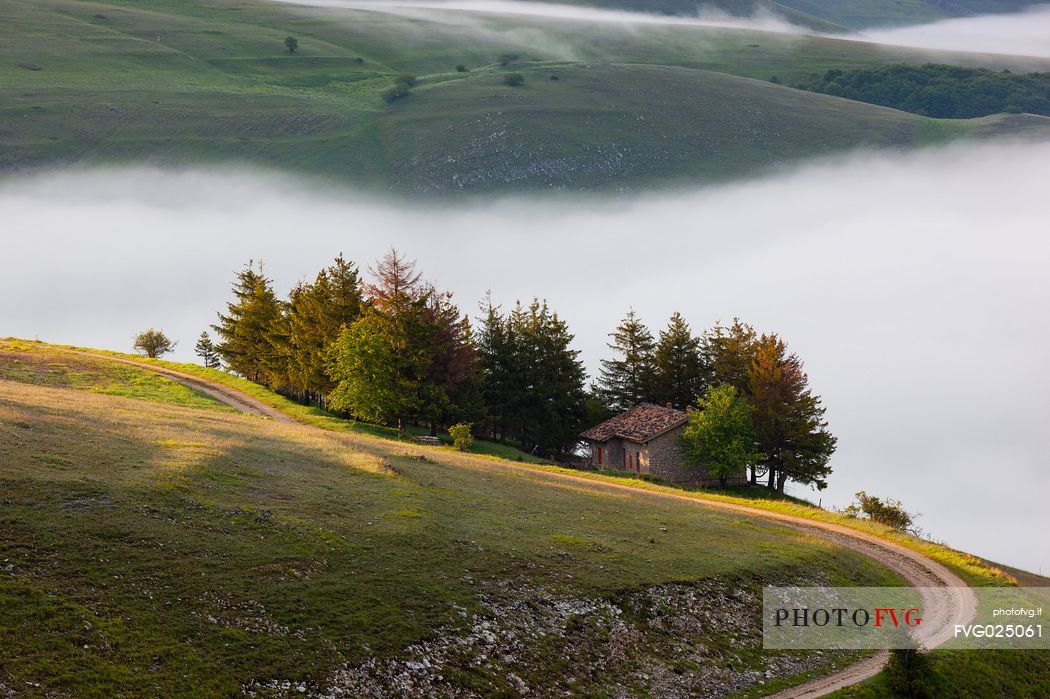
[3,0,1050,194]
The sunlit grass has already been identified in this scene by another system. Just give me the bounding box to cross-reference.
[6,337,1015,588]
[0,376,903,694]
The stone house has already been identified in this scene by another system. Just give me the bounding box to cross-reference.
[580,403,747,486]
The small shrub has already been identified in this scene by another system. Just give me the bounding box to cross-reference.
[844,491,917,533]
[455,64,468,72]
[449,423,473,451]
[549,74,559,81]
[497,53,519,67]
[886,647,937,698]
[394,72,417,87]
[503,72,524,87]
[383,84,410,102]
[352,57,365,65]
[133,329,176,359]
[284,36,298,54]
[769,75,781,84]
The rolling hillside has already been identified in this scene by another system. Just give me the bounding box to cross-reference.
[0,340,905,696]
[3,0,1050,193]
[3,342,1045,697]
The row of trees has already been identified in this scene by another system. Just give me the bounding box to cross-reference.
[595,314,836,492]
[203,252,836,488]
[796,64,1050,119]
[206,250,588,456]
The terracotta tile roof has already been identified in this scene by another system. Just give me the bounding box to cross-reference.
[580,403,688,444]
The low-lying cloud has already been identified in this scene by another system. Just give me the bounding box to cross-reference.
[275,0,1050,62]
[275,0,807,33]
[854,4,1050,59]
[2,141,1048,574]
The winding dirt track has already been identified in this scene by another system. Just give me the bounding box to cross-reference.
[90,352,976,698]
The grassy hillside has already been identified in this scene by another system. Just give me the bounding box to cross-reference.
[3,0,1050,193]
[0,339,550,463]
[0,344,903,696]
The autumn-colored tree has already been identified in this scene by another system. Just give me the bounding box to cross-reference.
[327,249,430,430]
[326,249,478,433]
[747,334,836,492]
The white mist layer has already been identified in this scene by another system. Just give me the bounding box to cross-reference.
[275,0,807,33]
[2,142,1049,575]
[275,0,1050,58]
[855,5,1050,59]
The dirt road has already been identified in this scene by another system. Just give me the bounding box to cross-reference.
[71,352,295,423]
[93,351,977,698]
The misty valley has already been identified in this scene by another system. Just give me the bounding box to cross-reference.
[1,0,1048,697]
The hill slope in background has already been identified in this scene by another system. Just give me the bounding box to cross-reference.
[0,342,901,695]
[3,0,1050,193]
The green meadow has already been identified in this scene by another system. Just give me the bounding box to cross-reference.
[3,0,1050,193]
[0,342,899,695]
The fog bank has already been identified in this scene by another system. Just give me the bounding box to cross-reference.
[855,5,1050,59]
[275,0,806,33]
[276,0,1050,58]
[2,141,1048,574]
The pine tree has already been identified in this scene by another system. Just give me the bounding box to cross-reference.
[476,298,586,455]
[326,249,430,432]
[702,318,758,395]
[747,334,836,492]
[652,312,707,409]
[212,261,283,384]
[287,255,363,404]
[194,331,221,369]
[419,287,480,435]
[476,295,515,441]
[596,309,657,412]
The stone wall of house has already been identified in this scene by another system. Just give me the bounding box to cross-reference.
[647,428,748,487]
[589,430,747,486]
[590,439,642,474]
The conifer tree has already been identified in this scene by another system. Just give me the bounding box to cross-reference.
[212,261,283,384]
[747,334,836,492]
[477,298,586,455]
[287,254,363,404]
[596,309,657,412]
[419,287,480,434]
[194,331,221,369]
[702,318,758,395]
[327,249,430,431]
[652,312,707,409]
